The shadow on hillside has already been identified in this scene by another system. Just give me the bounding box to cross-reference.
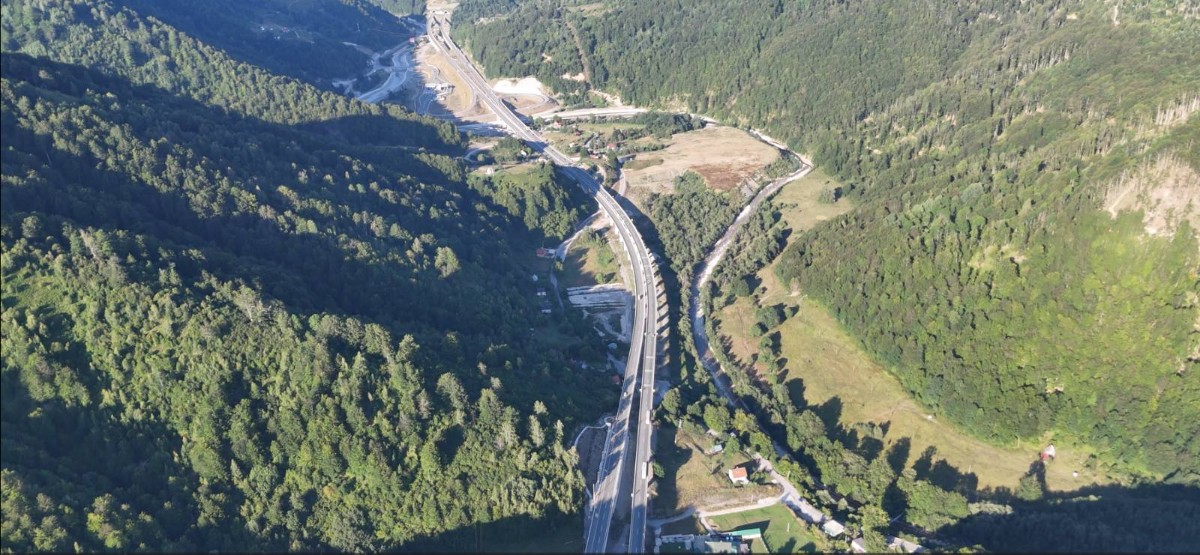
[913,445,978,496]
[2,54,546,337]
[113,0,410,88]
[396,510,584,553]
[3,53,619,426]
[767,370,1200,551]
[0,370,266,550]
[935,481,1200,552]
[652,425,695,518]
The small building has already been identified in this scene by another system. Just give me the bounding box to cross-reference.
[783,496,826,525]
[658,534,695,552]
[887,536,925,553]
[700,539,739,554]
[821,520,845,538]
[726,528,762,540]
[727,466,749,485]
[850,538,867,553]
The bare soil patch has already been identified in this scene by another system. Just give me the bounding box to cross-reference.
[414,42,487,119]
[1104,153,1200,239]
[624,126,778,194]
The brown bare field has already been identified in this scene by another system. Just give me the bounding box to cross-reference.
[414,42,483,119]
[623,126,779,195]
[711,171,1112,492]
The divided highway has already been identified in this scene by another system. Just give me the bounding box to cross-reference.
[426,16,660,553]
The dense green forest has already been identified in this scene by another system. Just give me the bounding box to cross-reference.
[0,0,612,551]
[461,0,1200,482]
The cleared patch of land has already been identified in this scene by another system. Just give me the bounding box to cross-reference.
[414,41,481,118]
[561,226,619,289]
[707,503,829,554]
[1103,153,1200,238]
[712,170,1111,492]
[623,157,664,171]
[766,167,853,235]
[567,2,612,17]
[623,126,779,196]
[653,423,779,517]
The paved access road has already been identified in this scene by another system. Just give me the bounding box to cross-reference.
[426,17,661,553]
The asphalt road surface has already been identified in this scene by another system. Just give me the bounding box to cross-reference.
[425,17,661,553]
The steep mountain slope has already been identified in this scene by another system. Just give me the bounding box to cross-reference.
[456,0,1200,480]
[114,0,416,85]
[0,1,608,551]
[1,0,458,145]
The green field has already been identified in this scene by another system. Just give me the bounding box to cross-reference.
[708,504,828,554]
[622,156,664,171]
[560,226,619,289]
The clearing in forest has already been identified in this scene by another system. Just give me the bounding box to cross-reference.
[560,225,619,289]
[623,126,778,195]
[654,423,780,518]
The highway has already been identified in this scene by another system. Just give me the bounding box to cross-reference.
[355,43,414,104]
[530,106,649,121]
[425,15,660,553]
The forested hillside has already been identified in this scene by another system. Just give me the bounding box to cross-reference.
[1,0,458,146]
[1,0,608,551]
[458,0,1200,481]
[111,0,411,85]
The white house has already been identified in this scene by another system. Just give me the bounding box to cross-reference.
[821,520,845,538]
